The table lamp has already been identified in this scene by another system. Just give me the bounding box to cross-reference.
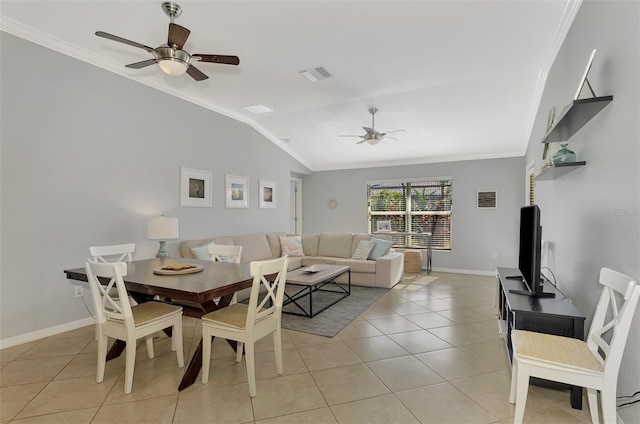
[147,216,179,258]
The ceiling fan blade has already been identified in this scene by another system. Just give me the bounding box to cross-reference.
[384,129,407,135]
[382,136,399,141]
[125,59,157,69]
[168,23,190,49]
[339,135,363,138]
[95,31,154,53]
[186,65,209,81]
[192,54,240,65]
[356,138,368,144]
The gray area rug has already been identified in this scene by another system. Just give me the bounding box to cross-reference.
[280,285,388,338]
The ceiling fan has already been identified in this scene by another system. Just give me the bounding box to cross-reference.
[339,108,406,145]
[95,2,239,81]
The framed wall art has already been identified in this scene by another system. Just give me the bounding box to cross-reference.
[259,179,277,209]
[225,174,249,208]
[180,167,212,207]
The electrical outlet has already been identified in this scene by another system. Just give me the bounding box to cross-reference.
[491,251,498,259]
[74,285,83,298]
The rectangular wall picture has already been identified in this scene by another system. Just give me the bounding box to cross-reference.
[225,174,249,208]
[477,191,497,208]
[259,179,277,209]
[180,167,212,207]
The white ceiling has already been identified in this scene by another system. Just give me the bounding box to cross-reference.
[0,1,579,171]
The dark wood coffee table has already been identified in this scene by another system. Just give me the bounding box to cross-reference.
[284,264,350,317]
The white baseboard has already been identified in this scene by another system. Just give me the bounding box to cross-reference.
[0,317,95,350]
[429,267,496,276]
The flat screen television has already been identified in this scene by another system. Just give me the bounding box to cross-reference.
[508,205,555,298]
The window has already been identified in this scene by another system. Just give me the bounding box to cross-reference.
[368,179,452,250]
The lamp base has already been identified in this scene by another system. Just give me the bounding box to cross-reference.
[156,240,170,258]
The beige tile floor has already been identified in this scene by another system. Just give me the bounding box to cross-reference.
[0,271,593,424]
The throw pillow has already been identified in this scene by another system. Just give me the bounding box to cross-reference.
[190,243,212,260]
[352,240,375,260]
[279,235,305,257]
[368,237,394,259]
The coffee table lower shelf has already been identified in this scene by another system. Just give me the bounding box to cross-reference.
[283,266,351,318]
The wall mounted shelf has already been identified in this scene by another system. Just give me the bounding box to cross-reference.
[541,96,613,144]
[536,161,586,181]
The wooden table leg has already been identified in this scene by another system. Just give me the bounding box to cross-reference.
[177,293,237,391]
[106,340,126,360]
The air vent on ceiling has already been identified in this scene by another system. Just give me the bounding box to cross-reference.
[300,66,333,82]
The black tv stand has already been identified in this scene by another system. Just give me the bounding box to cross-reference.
[505,274,556,297]
[509,288,556,298]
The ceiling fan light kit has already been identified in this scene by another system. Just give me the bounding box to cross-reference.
[95,1,239,81]
[156,47,189,75]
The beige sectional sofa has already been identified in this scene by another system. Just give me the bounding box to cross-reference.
[179,232,404,289]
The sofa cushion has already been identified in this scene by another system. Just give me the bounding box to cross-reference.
[352,240,375,260]
[266,232,287,259]
[318,233,353,259]
[190,243,212,260]
[333,258,376,273]
[232,234,273,263]
[351,233,372,256]
[301,257,336,267]
[279,236,305,257]
[301,234,320,256]
[369,237,394,259]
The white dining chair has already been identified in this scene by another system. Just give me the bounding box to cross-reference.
[85,260,184,394]
[509,267,640,424]
[201,256,289,397]
[208,244,243,263]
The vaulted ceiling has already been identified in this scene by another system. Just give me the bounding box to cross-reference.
[0,1,580,170]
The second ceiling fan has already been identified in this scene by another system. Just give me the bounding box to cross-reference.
[340,108,405,145]
[95,2,239,81]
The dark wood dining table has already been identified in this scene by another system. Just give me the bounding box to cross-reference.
[64,257,254,391]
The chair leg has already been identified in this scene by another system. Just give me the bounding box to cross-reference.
[174,319,184,368]
[513,363,530,424]
[273,328,283,375]
[245,342,256,397]
[124,340,137,394]
[509,357,518,404]
[601,389,616,424]
[201,328,211,384]
[96,334,108,383]
[145,336,155,359]
[236,342,243,363]
[587,388,600,424]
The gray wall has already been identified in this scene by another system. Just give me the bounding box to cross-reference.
[0,32,309,341]
[302,157,524,273]
[525,1,639,421]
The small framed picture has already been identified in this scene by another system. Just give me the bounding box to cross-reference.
[477,191,497,208]
[225,175,249,208]
[376,220,391,232]
[259,179,277,209]
[180,167,212,207]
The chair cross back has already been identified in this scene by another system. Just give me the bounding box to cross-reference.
[587,268,640,372]
[86,261,131,324]
[248,258,286,325]
[89,243,135,263]
[208,244,242,263]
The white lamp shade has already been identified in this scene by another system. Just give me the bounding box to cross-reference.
[147,216,179,240]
